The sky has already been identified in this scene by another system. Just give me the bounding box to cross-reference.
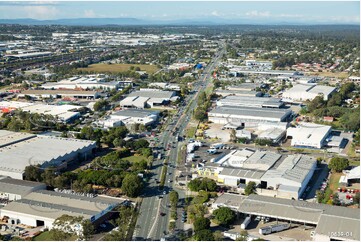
[0,1,359,24]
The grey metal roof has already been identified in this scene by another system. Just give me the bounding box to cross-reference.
[0,130,36,148]
[128,90,175,99]
[209,106,291,120]
[220,168,265,179]
[112,109,159,118]
[214,193,360,241]
[217,96,283,108]
[0,177,45,197]
[315,215,360,241]
[1,190,121,220]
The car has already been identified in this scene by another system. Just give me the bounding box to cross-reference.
[168,179,172,183]
[163,191,167,195]
[160,212,166,216]
[100,224,106,228]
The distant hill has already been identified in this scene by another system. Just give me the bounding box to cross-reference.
[0,17,359,26]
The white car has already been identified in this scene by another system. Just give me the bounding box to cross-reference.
[163,191,167,195]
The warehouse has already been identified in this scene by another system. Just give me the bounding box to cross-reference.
[212,193,360,241]
[0,176,46,202]
[99,109,159,128]
[208,106,292,128]
[0,131,96,179]
[21,104,82,123]
[215,89,262,97]
[42,76,119,90]
[217,96,284,109]
[18,90,100,100]
[287,122,332,149]
[0,190,120,230]
[282,84,336,102]
[123,89,178,108]
[198,148,316,199]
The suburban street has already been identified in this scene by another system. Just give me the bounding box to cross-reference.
[133,42,225,241]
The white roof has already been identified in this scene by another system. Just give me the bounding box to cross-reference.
[0,135,95,174]
[347,166,360,180]
[287,122,331,145]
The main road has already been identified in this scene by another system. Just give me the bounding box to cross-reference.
[133,41,226,241]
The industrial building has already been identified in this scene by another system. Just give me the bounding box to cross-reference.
[21,103,82,123]
[98,109,159,128]
[0,176,46,202]
[282,84,336,102]
[0,101,83,123]
[225,83,261,91]
[41,76,119,90]
[215,89,262,97]
[0,130,96,180]
[287,123,332,149]
[0,189,120,230]
[197,148,316,199]
[208,106,292,128]
[217,96,284,109]
[120,89,178,108]
[18,90,100,100]
[212,193,360,242]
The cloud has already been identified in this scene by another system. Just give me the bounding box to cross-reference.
[245,10,271,17]
[84,9,96,18]
[23,5,59,19]
[211,10,220,17]
[278,13,304,18]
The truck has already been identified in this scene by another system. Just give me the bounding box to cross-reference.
[259,223,290,235]
[210,143,224,149]
[241,216,251,230]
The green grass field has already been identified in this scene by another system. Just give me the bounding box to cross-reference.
[121,155,148,163]
[78,63,159,74]
[33,231,77,241]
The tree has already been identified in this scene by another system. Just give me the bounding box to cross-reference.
[169,191,179,208]
[121,174,143,197]
[328,157,349,172]
[194,229,214,241]
[244,181,257,195]
[236,230,249,241]
[193,217,210,232]
[316,190,324,203]
[81,220,95,241]
[188,178,217,192]
[213,230,223,241]
[24,165,43,182]
[213,207,236,227]
[332,193,341,206]
[48,229,73,241]
[254,138,273,146]
[93,99,109,111]
[307,96,326,113]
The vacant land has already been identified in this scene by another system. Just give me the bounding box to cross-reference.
[121,155,148,163]
[78,63,159,74]
[307,71,349,79]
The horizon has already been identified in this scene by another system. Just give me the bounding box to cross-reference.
[0,1,359,25]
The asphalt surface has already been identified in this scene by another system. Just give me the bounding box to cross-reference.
[133,42,226,241]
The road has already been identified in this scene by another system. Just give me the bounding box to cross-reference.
[133,41,226,241]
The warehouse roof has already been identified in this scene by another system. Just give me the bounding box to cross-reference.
[287,123,331,144]
[1,190,119,220]
[112,109,159,118]
[0,130,36,148]
[219,168,265,179]
[21,89,98,95]
[0,176,45,197]
[128,90,175,99]
[213,193,359,240]
[217,96,283,108]
[215,89,261,97]
[0,136,96,173]
[209,106,291,120]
